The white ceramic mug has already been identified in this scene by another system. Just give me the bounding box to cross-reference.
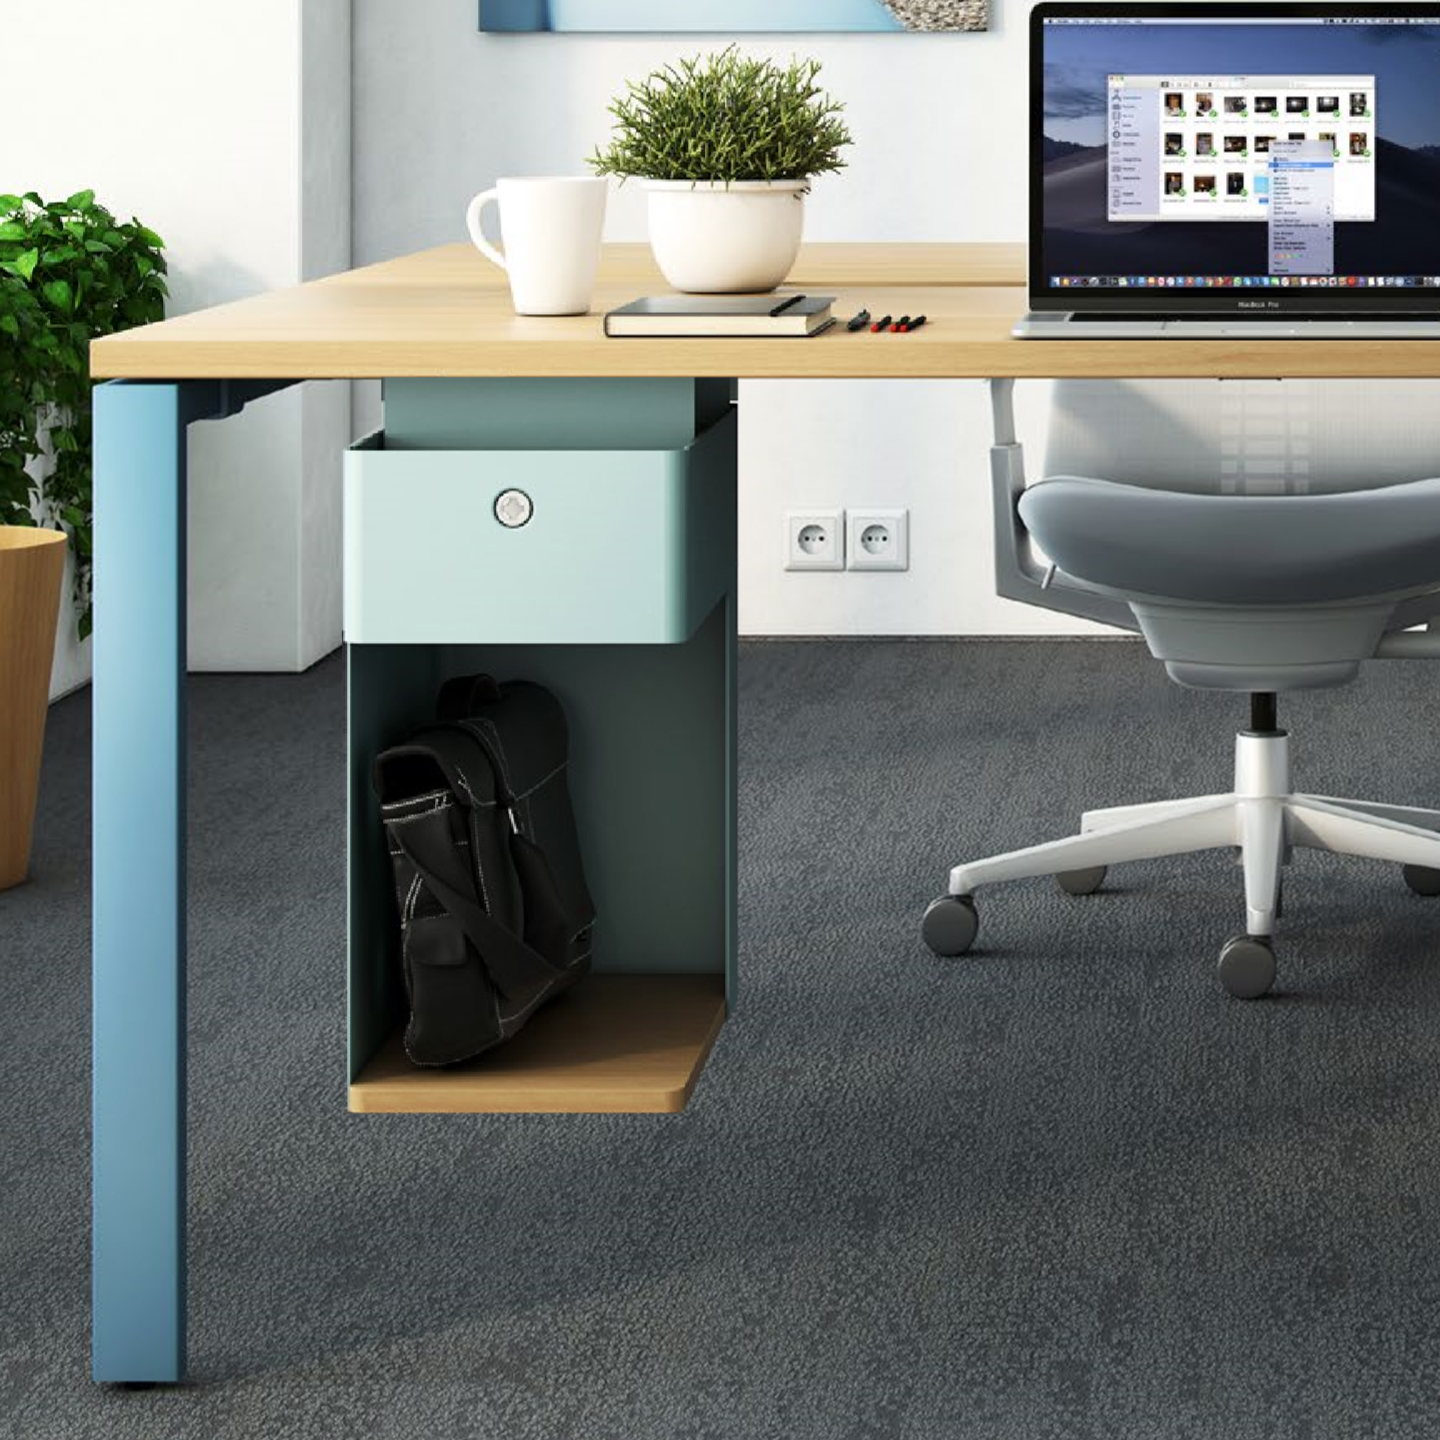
[465,177,608,316]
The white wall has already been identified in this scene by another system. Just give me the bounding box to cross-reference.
[352,0,1102,636]
[2,0,352,678]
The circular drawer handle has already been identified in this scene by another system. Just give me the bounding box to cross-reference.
[494,489,533,529]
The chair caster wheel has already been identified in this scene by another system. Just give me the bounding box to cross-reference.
[1218,934,1276,999]
[1056,865,1107,897]
[923,895,978,957]
[1402,864,1440,897]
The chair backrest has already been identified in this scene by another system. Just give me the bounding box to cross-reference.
[1043,379,1440,496]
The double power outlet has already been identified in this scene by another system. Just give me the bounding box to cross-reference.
[785,508,909,572]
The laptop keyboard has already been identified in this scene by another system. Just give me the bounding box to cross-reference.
[1078,312,1438,323]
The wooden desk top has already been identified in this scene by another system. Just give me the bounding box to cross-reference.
[91,242,1440,381]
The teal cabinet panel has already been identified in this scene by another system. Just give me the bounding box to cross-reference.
[346,643,442,1077]
[382,377,733,452]
[344,410,736,645]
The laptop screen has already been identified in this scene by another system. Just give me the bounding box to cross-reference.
[1032,3,1440,309]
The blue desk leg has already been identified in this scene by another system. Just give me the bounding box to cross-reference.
[90,380,226,1384]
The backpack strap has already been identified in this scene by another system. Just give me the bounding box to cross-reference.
[390,804,566,1002]
[436,672,504,723]
[374,726,502,811]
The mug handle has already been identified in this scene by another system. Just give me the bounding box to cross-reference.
[465,189,506,271]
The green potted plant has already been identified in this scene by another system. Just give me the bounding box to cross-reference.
[590,48,852,294]
[0,190,167,696]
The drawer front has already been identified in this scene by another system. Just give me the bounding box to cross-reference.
[344,410,735,644]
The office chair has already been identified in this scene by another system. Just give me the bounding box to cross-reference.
[923,379,1440,998]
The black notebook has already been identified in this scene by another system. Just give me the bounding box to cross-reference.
[604,293,836,338]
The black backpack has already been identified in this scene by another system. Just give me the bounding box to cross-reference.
[373,674,595,1066]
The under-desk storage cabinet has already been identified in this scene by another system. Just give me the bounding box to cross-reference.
[344,380,737,1117]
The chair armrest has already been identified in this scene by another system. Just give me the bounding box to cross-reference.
[988,380,1138,633]
[1385,595,1440,633]
[1376,611,1440,657]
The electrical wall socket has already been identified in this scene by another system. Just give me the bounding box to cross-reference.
[847,509,909,571]
[784,510,845,571]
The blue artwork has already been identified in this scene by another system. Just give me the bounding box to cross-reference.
[480,1,987,33]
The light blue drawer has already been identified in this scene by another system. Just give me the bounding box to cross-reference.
[344,409,736,645]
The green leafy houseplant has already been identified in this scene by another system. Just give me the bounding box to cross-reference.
[0,190,167,639]
[590,48,853,184]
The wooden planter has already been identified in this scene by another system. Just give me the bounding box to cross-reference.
[1,527,67,890]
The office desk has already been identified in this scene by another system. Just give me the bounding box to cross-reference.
[86,242,1440,1384]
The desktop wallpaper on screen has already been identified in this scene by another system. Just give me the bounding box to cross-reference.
[1041,18,1440,283]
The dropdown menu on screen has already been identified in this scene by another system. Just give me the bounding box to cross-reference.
[1268,140,1335,276]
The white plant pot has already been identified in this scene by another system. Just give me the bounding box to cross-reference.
[25,411,92,701]
[644,180,806,294]
[48,542,91,701]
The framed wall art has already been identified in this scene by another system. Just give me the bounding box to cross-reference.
[480,2,988,34]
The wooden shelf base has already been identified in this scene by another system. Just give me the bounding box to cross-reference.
[348,973,727,1115]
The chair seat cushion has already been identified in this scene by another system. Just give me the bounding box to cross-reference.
[1018,474,1440,606]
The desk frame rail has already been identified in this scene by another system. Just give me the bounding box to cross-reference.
[89,374,737,1383]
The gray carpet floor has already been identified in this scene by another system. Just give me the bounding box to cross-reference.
[3,639,1440,1440]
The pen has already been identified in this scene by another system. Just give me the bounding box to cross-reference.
[870,314,892,333]
[903,315,928,333]
[769,294,805,317]
[846,309,871,332]
[890,315,911,333]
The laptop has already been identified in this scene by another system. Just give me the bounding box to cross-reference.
[1016,2,1440,337]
